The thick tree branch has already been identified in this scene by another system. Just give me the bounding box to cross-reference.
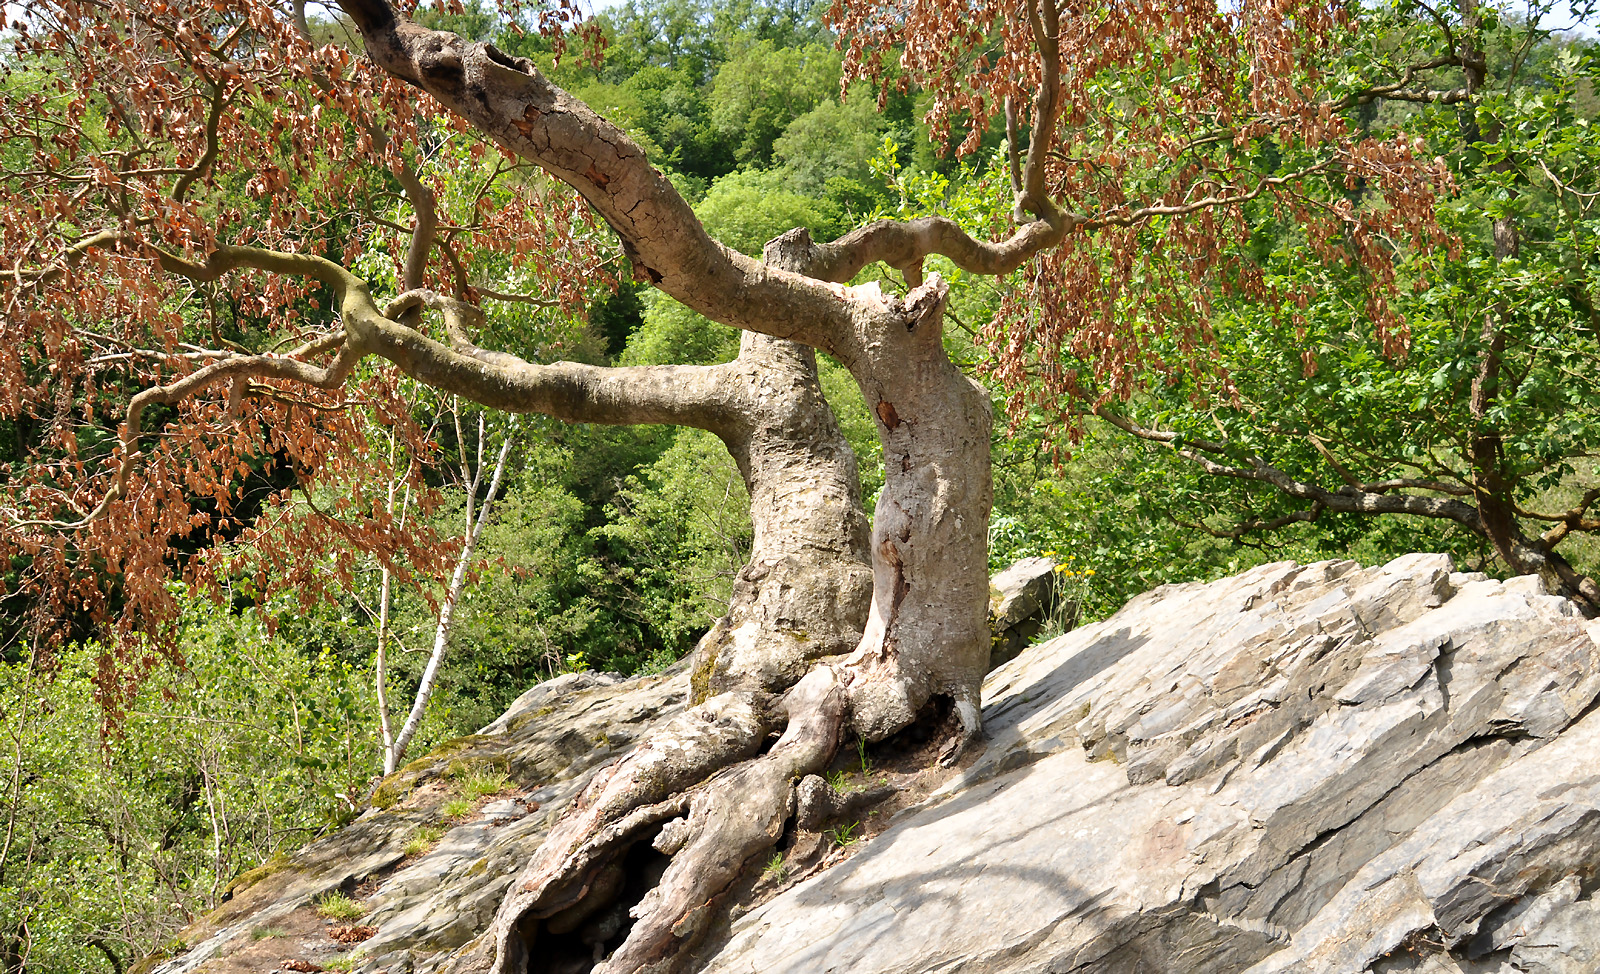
[370,288,745,429]
[12,243,753,531]
[392,161,438,296]
[330,1,862,360]
[159,245,751,432]
[15,227,141,288]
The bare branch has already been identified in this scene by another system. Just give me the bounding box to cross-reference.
[806,216,1067,285]
[1176,501,1326,540]
[1020,0,1063,224]
[1074,161,1336,230]
[172,82,230,203]
[1406,0,1458,52]
[1096,407,1487,532]
[13,328,355,531]
[1335,54,1468,109]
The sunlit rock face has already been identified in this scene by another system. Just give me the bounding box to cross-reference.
[156,555,1600,974]
[700,555,1600,974]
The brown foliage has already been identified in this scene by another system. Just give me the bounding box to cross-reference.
[0,1,610,712]
[328,924,377,943]
[828,0,1451,431]
[0,0,1455,716]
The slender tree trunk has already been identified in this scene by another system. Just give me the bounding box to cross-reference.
[388,419,514,771]
[376,561,397,766]
[375,432,409,772]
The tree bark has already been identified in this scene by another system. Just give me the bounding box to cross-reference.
[687,331,873,701]
[768,228,993,743]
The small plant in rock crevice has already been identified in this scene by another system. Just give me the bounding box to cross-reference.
[825,768,864,794]
[404,825,447,857]
[824,821,860,848]
[761,852,788,883]
[313,891,367,921]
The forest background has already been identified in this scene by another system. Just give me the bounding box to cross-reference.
[0,0,1596,970]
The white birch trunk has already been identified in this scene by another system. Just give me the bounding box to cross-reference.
[387,422,514,771]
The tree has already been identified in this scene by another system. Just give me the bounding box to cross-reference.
[1057,3,1600,607]
[381,400,515,774]
[2,0,1454,971]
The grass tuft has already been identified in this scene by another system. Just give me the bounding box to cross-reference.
[249,926,288,941]
[458,770,511,801]
[313,891,366,921]
[824,821,860,848]
[403,824,446,857]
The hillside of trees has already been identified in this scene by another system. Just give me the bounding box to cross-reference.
[0,0,1596,970]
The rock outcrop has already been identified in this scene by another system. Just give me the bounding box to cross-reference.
[155,555,1600,974]
[988,555,1069,669]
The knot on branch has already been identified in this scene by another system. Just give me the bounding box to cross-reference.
[895,273,948,332]
[482,42,537,79]
[763,227,819,274]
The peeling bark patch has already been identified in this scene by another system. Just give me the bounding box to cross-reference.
[892,564,910,617]
[876,400,900,430]
[880,540,911,626]
[514,104,542,137]
[584,163,611,188]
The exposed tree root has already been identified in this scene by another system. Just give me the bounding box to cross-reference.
[600,667,847,973]
[452,660,973,974]
[483,693,775,970]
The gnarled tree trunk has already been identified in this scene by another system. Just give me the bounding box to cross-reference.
[315,6,1053,972]
[687,330,873,701]
[769,230,993,745]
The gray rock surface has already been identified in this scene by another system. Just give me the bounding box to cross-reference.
[158,555,1600,974]
[151,669,687,974]
[697,555,1600,974]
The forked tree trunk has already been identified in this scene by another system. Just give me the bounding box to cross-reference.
[315,9,1006,973]
[448,248,991,974]
[770,230,994,745]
